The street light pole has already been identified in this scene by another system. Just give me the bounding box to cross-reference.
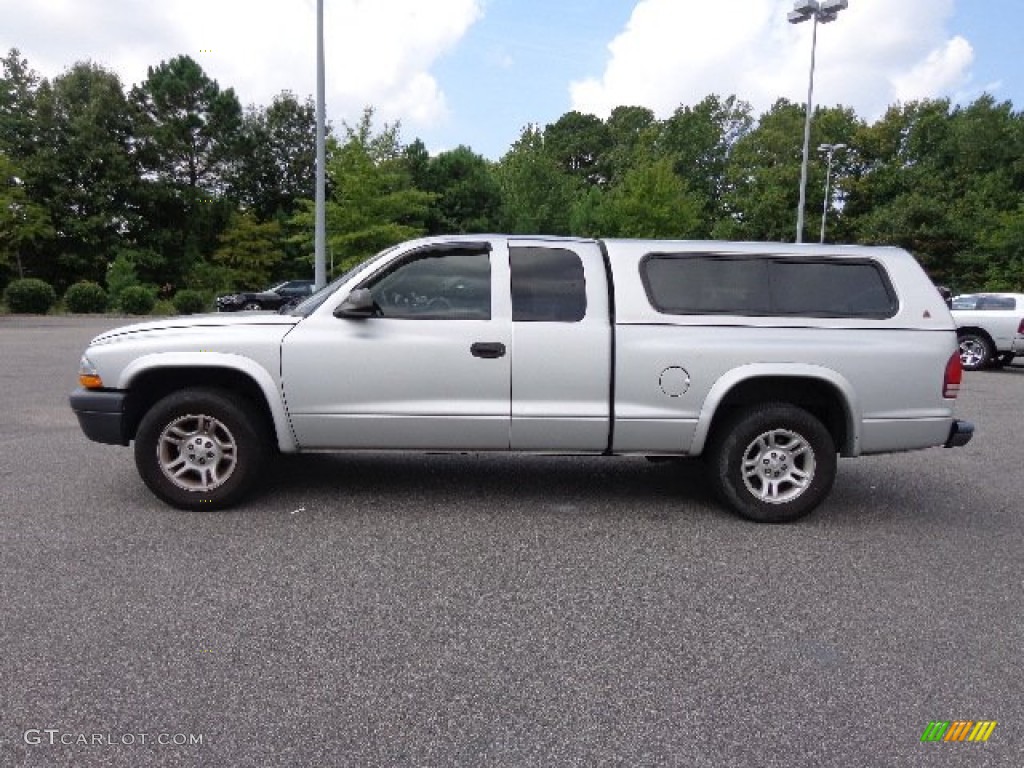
[314,0,327,290]
[818,142,846,243]
[788,0,848,243]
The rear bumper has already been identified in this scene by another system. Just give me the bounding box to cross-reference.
[944,419,974,448]
[69,388,130,446]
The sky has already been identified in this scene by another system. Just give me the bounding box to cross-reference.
[1,0,1021,160]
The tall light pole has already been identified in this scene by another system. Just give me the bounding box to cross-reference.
[314,0,327,290]
[788,0,848,243]
[818,142,846,243]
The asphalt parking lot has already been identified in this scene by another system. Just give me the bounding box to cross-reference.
[1,315,1021,767]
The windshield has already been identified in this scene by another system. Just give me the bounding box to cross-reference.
[282,246,400,317]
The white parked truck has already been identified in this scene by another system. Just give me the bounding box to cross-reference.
[70,237,974,522]
[951,292,1024,370]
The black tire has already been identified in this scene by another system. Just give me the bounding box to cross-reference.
[957,332,993,371]
[134,388,269,510]
[706,403,837,523]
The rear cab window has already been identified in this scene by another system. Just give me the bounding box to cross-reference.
[640,253,897,319]
[510,247,587,322]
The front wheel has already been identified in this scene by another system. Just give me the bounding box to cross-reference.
[134,388,269,510]
[706,403,837,523]
[958,333,993,370]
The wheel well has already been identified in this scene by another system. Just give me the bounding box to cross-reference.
[956,326,993,344]
[123,368,277,444]
[708,377,851,454]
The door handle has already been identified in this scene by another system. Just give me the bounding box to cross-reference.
[470,342,506,359]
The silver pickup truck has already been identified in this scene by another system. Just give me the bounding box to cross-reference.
[70,237,974,523]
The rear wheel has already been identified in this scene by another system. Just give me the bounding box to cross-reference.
[957,333,993,370]
[707,403,836,523]
[134,388,269,510]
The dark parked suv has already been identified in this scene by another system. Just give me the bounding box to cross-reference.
[216,280,315,312]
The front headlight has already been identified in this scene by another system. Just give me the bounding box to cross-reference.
[78,354,104,389]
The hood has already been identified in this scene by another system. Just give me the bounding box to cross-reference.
[91,312,301,344]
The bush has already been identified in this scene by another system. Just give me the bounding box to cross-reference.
[152,299,176,316]
[4,278,57,314]
[119,285,157,315]
[64,281,109,313]
[173,289,208,315]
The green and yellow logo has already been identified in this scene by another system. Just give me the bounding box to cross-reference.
[921,720,997,743]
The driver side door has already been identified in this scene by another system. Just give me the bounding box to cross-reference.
[281,240,512,450]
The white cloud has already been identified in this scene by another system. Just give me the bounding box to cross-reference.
[571,0,976,120]
[891,36,973,103]
[0,0,482,131]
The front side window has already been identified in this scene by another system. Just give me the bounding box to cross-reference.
[365,251,491,320]
[510,247,587,322]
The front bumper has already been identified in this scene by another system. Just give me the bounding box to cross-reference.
[69,388,130,446]
[944,419,974,448]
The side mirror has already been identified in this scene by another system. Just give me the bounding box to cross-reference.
[334,288,377,318]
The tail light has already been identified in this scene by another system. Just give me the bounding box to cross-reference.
[1017,319,1024,334]
[943,351,963,398]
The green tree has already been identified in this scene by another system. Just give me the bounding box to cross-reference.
[0,49,40,161]
[714,99,805,241]
[596,159,703,238]
[290,108,434,274]
[658,95,754,235]
[977,204,1024,290]
[233,91,319,219]
[402,138,431,190]
[105,250,141,305]
[946,96,1024,287]
[601,105,658,186]
[846,100,966,282]
[28,63,139,288]
[131,55,243,191]
[213,212,284,288]
[129,56,243,288]
[0,152,53,277]
[496,125,575,235]
[543,111,611,187]
[420,145,501,234]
